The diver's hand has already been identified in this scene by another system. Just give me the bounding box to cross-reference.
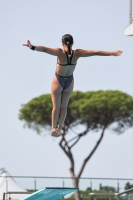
[113,50,123,56]
[23,40,32,48]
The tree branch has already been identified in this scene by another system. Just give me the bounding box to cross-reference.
[59,135,75,177]
[59,135,69,155]
[70,136,81,148]
[67,135,79,143]
[69,128,90,148]
[68,127,90,143]
[77,126,106,178]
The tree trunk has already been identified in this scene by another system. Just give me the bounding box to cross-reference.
[72,177,81,200]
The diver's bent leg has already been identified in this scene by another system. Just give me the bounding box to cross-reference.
[51,76,63,137]
[51,92,61,128]
[58,79,74,130]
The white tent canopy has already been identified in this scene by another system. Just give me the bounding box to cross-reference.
[125,23,133,36]
[125,0,133,36]
[0,170,26,200]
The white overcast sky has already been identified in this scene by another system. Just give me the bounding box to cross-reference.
[0,0,133,190]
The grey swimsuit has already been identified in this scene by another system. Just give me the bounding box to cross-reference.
[56,50,76,90]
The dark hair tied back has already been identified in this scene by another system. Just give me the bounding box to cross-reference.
[62,34,73,57]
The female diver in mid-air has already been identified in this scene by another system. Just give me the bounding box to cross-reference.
[23,34,122,138]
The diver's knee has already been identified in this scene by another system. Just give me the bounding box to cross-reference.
[52,105,60,112]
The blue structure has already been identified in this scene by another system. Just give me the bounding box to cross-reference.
[21,187,79,200]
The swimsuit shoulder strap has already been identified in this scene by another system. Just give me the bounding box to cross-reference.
[70,50,74,65]
[65,50,74,65]
[57,50,75,66]
[64,51,69,64]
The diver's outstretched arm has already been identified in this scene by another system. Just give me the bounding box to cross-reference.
[76,49,123,57]
[23,40,61,56]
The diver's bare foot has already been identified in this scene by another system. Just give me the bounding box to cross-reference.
[51,128,58,137]
[56,128,62,137]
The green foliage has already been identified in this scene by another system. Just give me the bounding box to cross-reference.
[19,90,133,133]
[99,185,116,193]
[69,90,133,132]
[19,94,52,133]
[125,182,133,190]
